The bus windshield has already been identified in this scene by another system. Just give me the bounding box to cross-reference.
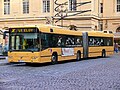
[9,33,40,52]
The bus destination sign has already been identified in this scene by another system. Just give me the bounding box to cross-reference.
[10,28,37,33]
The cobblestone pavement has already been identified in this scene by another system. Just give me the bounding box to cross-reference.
[0,54,120,90]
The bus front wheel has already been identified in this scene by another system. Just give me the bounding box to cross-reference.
[51,53,58,64]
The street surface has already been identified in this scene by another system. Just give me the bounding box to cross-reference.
[0,53,120,90]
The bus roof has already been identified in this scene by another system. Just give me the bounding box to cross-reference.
[39,25,83,36]
[86,31,113,37]
[9,24,83,36]
[9,24,113,37]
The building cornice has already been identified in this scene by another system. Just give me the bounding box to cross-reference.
[101,16,120,20]
[0,17,45,22]
[1,15,120,22]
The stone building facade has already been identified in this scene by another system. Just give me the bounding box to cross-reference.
[0,0,120,44]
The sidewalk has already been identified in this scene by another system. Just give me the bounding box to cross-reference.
[0,56,8,65]
[0,55,6,59]
[114,51,120,54]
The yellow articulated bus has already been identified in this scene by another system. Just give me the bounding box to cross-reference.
[8,25,114,64]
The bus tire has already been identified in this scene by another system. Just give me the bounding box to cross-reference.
[102,50,106,58]
[76,51,81,61]
[51,53,58,64]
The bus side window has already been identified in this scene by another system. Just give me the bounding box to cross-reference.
[51,35,66,47]
[104,38,107,46]
[75,37,82,46]
[109,38,113,46]
[58,35,66,47]
[57,36,62,46]
[100,39,104,46]
[51,35,58,47]
[66,36,74,46]
[89,38,94,46]
[95,38,101,46]
[41,33,49,50]
[106,38,113,46]
[47,34,57,47]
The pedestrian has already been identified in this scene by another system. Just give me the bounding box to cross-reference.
[0,43,3,55]
[114,43,119,53]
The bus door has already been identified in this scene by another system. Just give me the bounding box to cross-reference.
[9,35,23,51]
[82,32,88,58]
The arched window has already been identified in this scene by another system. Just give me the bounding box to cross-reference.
[116,27,120,32]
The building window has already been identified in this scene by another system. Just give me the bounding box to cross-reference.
[100,3,103,13]
[116,27,120,32]
[4,0,10,15]
[117,0,120,12]
[23,0,29,14]
[43,0,50,13]
[69,0,77,11]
